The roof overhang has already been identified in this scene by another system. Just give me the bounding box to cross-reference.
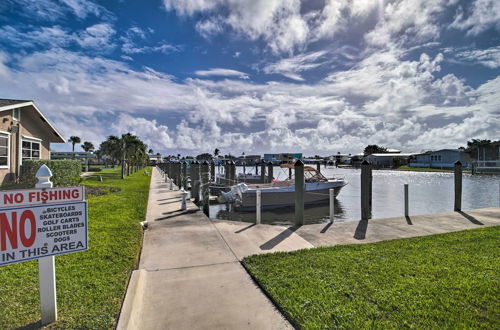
[0,101,65,143]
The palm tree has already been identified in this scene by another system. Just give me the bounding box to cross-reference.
[148,148,153,154]
[68,136,81,152]
[81,141,95,153]
[214,148,220,157]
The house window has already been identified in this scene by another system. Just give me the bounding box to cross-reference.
[22,139,41,161]
[0,133,9,167]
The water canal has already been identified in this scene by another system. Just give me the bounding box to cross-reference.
[209,166,500,225]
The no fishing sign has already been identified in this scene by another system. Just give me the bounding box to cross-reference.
[0,187,88,266]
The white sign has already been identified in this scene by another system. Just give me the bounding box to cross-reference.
[0,186,84,208]
[0,201,88,266]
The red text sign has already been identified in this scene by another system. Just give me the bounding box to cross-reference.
[0,187,84,208]
[0,202,88,266]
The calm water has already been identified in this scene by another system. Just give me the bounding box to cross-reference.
[209,166,500,225]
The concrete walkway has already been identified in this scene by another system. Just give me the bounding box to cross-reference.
[118,167,500,329]
[117,167,292,330]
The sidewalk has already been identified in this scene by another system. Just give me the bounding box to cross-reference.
[117,167,292,330]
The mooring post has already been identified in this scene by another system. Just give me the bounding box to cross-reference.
[294,159,305,226]
[361,160,372,220]
[329,188,335,222]
[454,161,462,211]
[255,162,259,176]
[267,161,273,183]
[316,161,321,173]
[224,161,230,186]
[201,160,210,216]
[182,162,188,190]
[36,165,57,325]
[181,189,188,211]
[189,161,195,191]
[260,162,266,183]
[404,184,409,216]
[193,161,200,203]
[210,160,215,182]
[256,189,261,224]
[289,167,292,180]
[176,162,181,188]
[229,161,236,185]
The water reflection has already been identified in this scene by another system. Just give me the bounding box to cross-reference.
[209,166,500,224]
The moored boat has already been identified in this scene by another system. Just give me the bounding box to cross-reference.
[218,164,347,210]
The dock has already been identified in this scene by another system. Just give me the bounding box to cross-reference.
[117,167,500,329]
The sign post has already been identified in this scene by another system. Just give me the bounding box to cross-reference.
[36,165,57,325]
[0,165,88,325]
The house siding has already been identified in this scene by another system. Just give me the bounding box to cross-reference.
[410,150,471,169]
[0,106,52,185]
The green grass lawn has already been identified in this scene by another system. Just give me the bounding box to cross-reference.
[244,227,500,329]
[0,167,151,329]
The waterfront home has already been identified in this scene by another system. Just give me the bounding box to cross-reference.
[263,153,302,164]
[148,153,163,164]
[410,149,471,169]
[0,99,65,184]
[364,153,415,168]
[236,154,261,165]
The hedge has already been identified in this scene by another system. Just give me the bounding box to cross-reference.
[20,160,82,187]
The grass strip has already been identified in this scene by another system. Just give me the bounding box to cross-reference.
[0,167,151,329]
[395,165,471,173]
[244,226,500,329]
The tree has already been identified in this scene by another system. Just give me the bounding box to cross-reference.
[196,153,213,160]
[68,136,81,152]
[81,141,94,152]
[364,145,388,155]
[214,148,220,157]
[148,149,153,154]
[98,134,148,178]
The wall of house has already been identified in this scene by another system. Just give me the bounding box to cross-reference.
[0,110,16,184]
[0,106,53,185]
[20,107,52,160]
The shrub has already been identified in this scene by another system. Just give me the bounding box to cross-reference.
[20,160,82,187]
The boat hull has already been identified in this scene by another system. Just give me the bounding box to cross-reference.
[236,181,346,211]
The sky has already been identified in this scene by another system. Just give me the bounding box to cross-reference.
[0,0,499,156]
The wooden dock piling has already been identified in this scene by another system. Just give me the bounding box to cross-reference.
[294,159,304,226]
[454,161,462,211]
[361,160,372,220]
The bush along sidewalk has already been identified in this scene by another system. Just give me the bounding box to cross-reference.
[0,166,151,329]
[20,159,82,187]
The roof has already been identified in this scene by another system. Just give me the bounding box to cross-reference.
[0,99,65,143]
[367,153,417,157]
[0,99,32,107]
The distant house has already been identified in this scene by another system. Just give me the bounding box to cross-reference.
[236,155,261,165]
[148,154,162,164]
[364,153,415,168]
[51,151,97,162]
[0,99,65,184]
[263,153,302,164]
[410,149,471,169]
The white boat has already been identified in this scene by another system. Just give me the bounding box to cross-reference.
[218,164,347,210]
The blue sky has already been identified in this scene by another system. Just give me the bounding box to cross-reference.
[0,0,499,155]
